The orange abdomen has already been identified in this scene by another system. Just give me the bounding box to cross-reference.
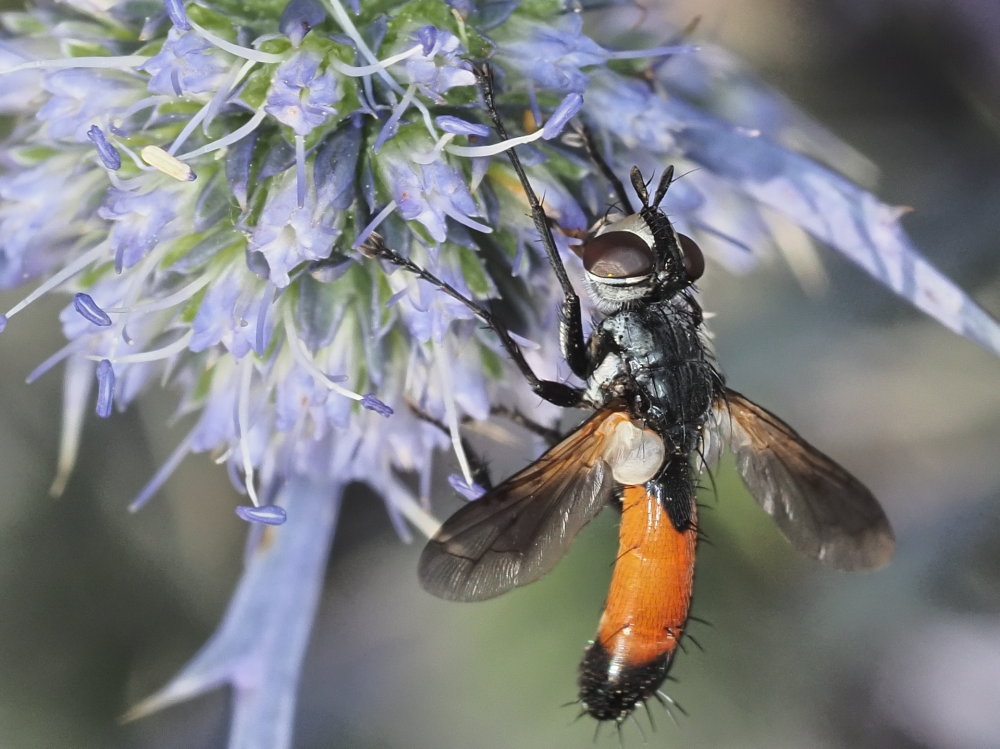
[578,483,698,721]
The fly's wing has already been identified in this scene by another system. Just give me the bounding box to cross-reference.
[714,389,894,571]
[419,407,625,601]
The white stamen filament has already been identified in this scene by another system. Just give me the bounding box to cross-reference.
[128,429,196,512]
[168,58,253,155]
[295,135,306,208]
[389,488,443,539]
[85,330,193,364]
[0,55,150,75]
[114,95,174,128]
[409,95,443,144]
[25,339,82,385]
[237,358,262,506]
[112,227,184,361]
[352,201,397,249]
[375,82,418,151]
[177,108,268,159]
[441,205,492,235]
[325,43,421,77]
[3,243,107,320]
[49,357,91,497]
[113,141,158,174]
[410,133,456,165]
[446,128,545,158]
[188,19,283,64]
[322,0,403,94]
[112,272,214,316]
[434,340,475,487]
[281,306,366,402]
[167,90,222,156]
[603,44,698,60]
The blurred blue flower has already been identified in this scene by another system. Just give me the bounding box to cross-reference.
[1,1,998,747]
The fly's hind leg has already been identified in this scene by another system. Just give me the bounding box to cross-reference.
[406,398,494,491]
[406,399,564,493]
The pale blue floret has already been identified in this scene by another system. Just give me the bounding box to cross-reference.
[403,27,476,100]
[98,186,181,271]
[190,268,275,358]
[37,69,138,140]
[247,168,342,286]
[0,155,107,285]
[496,15,611,93]
[141,28,231,96]
[264,52,341,136]
[383,152,487,243]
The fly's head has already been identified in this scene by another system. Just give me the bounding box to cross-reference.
[580,166,704,313]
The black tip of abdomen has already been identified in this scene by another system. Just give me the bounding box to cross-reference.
[578,641,673,722]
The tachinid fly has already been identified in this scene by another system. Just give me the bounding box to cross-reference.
[362,66,894,725]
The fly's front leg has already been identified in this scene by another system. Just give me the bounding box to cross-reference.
[360,234,582,408]
[558,296,589,380]
[475,64,591,381]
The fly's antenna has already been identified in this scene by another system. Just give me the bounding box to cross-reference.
[652,165,675,208]
[629,165,676,210]
[629,166,650,207]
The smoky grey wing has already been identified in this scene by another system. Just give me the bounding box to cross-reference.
[418,408,621,602]
[714,389,894,571]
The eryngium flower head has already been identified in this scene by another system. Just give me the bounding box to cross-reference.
[2,0,998,746]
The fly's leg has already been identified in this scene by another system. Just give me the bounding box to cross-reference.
[361,233,582,408]
[488,404,562,445]
[474,64,590,381]
[405,398,494,490]
[407,399,565,492]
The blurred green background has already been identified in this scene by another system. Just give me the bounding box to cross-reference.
[2,1,999,747]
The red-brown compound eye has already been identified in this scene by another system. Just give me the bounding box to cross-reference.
[582,231,654,279]
[678,233,705,281]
